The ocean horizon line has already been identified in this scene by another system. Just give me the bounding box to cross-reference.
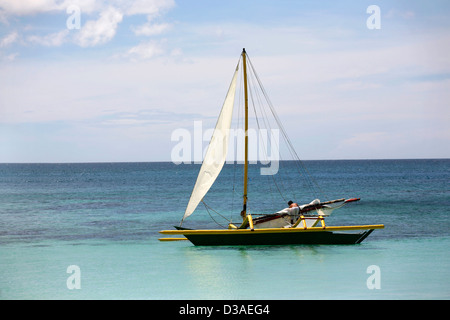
[0,157,449,165]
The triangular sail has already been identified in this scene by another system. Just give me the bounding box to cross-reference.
[181,64,239,223]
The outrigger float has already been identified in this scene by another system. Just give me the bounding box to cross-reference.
[159,49,384,246]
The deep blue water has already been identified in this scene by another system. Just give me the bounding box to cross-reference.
[0,159,449,299]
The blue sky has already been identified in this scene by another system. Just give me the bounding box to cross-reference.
[0,0,449,162]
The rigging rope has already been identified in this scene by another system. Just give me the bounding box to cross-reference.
[202,200,231,228]
[201,52,330,227]
[246,55,329,202]
[246,66,288,204]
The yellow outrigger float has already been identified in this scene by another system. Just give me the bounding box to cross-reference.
[159,49,384,246]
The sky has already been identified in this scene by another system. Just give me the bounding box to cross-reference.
[0,0,449,162]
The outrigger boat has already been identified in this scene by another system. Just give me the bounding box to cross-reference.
[159,49,383,245]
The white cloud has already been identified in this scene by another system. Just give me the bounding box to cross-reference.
[338,132,389,149]
[0,0,174,17]
[2,52,17,61]
[125,40,165,60]
[75,6,123,47]
[0,0,98,15]
[28,29,69,46]
[0,0,175,48]
[101,118,152,126]
[0,31,18,47]
[132,22,171,36]
[0,0,59,15]
[0,31,19,61]
[385,9,416,19]
[121,0,175,16]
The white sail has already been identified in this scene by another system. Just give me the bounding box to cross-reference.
[182,65,239,223]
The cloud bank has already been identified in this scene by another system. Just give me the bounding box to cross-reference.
[1,1,449,162]
[0,0,175,53]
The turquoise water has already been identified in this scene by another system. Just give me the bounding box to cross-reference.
[0,160,449,299]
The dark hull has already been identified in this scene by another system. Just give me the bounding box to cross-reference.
[184,229,374,246]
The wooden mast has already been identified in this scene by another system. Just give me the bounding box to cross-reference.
[242,48,249,219]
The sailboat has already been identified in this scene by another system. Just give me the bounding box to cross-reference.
[159,49,384,245]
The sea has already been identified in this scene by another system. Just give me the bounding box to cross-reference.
[0,159,449,300]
